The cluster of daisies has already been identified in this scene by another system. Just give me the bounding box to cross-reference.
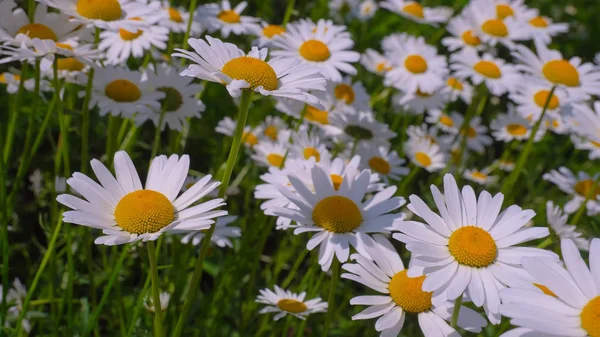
[2,0,600,336]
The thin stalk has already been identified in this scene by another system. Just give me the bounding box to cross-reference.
[0,126,8,326]
[322,259,341,337]
[151,105,168,159]
[125,274,152,337]
[3,62,29,164]
[147,242,163,337]
[456,92,488,171]
[180,0,199,66]
[502,86,556,195]
[537,237,553,249]
[80,28,101,173]
[281,249,310,289]
[171,90,253,337]
[54,61,71,175]
[451,294,463,328]
[398,166,420,195]
[282,0,296,25]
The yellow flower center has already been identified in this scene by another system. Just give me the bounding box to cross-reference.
[388,270,432,313]
[506,123,527,136]
[461,30,481,46]
[448,226,497,268]
[114,190,175,234]
[305,106,329,125]
[368,157,391,175]
[533,90,559,109]
[481,19,508,37]
[574,179,600,198]
[465,127,477,138]
[593,141,600,148]
[542,60,580,87]
[217,10,240,23]
[243,132,258,147]
[221,56,278,91]
[414,152,432,167]
[439,115,454,127]
[299,40,331,62]
[57,58,85,71]
[276,299,307,314]
[17,23,57,41]
[529,16,548,28]
[447,77,464,91]
[533,283,557,297]
[263,125,278,140]
[76,0,123,21]
[168,7,183,23]
[496,4,514,19]
[471,171,488,180]
[312,196,362,233]
[402,2,424,18]
[581,296,600,337]
[104,79,141,102]
[303,147,320,161]
[404,55,428,74]
[119,26,143,40]
[330,174,343,191]
[267,154,284,167]
[415,88,431,97]
[0,73,19,83]
[263,24,285,38]
[474,60,502,79]
[376,62,392,73]
[334,83,355,104]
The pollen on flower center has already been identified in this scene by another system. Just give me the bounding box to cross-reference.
[221,56,279,91]
[305,106,329,124]
[474,60,502,79]
[267,154,284,167]
[277,299,307,313]
[303,147,320,161]
[414,152,432,167]
[157,87,183,112]
[76,0,123,21]
[496,4,514,19]
[542,60,580,87]
[217,10,240,23]
[243,132,258,146]
[376,62,392,73]
[533,90,559,109]
[334,84,355,104]
[506,123,527,136]
[119,25,143,40]
[330,174,343,190]
[402,2,424,18]
[581,296,600,337]
[264,125,278,140]
[57,58,85,71]
[168,7,183,23]
[574,179,600,198]
[481,19,508,37]
[344,125,373,140]
[404,55,428,74]
[263,24,285,38]
[388,270,432,313]
[439,115,454,127]
[529,16,548,28]
[447,77,464,91]
[461,30,481,46]
[105,79,141,102]
[368,157,391,175]
[299,40,331,62]
[312,196,362,233]
[448,226,497,268]
[17,23,57,41]
[114,190,175,234]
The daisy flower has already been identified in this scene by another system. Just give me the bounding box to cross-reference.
[197,0,258,38]
[571,134,600,160]
[569,102,600,143]
[512,41,600,100]
[133,64,205,131]
[251,138,288,168]
[342,234,488,337]
[271,19,360,82]
[274,89,341,128]
[490,0,531,19]
[180,215,241,248]
[382,33,448,94]
[380,0,452,26]
[1,278,32,333]
[393,88,449,115]
[57,151,227,245]
[490,111,539,143]
[144,291,170,313]
[496,158,515,172]
[326,77,370,111]
[510,78,569,121]
[55,176,67,193]
[443,76,474,104]
[173,36,326,106]
[256,286,327,321]
[499,238,600,337]
[353,0,378,21]
[260,115,288,141]
[546,201,590,251]
[154,3,201,34]
[406,124,445,147]
[269,163,405,271]
[38,0,159,32]
[426,110,459,134]
[522,10,569,45]
[357,144,409,184]
[289,128,329,163]
[325,109,396,147]
[543,167,600,215]
[442,15,483,52]
[250,22,286,48]
[463,167,498,186]
[216,117,262,148]
[86,66,164,118]
[393,174,558,323]
[360,49,392,75]
[447,115,493,153]
[451,48,521,96]
[0,71,51,94]
[464,0,527,49]
[405,138,446,172]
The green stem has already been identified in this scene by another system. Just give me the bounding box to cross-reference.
[398,166,420,195]
[171,90,253,337]
[570,176,600,226]
[80,28,100,173]
[451,294,463,328]
[3,62,29,164]
[0,134,8,326]
[537,237,553,249]
[125,274,152,337]
[147,241,163,337]
[151,106,168,159]
[322,259,340,337]
[501,86,556,195]
[281,249,310,289]
[282,0,296,25]
[180,0,199,66]
[456,92,488,171]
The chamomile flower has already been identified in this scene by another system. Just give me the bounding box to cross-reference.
[393,173,558,323]
[0,71,51,94]
[57,151,227,245]
[269,163,405,271]
[490,111,538,142]
[197,0,258,38]
[38,0,159,32]
[327,77,370,111]
[571,134,600,160]
[1,278,32,333]
[317,155,385,193]
[543,167,600,215]
[426,110,459,133]
[380,0,452,26]
[173,36,326,105]
[393,88,449,114]
[289,128,329,163]
[360,49,392,75]
[443,76,474,104]
[99,18,169,65]
[55,176,67,193]
[464,167,498,186]
[251,22,286,48]
[216,117,262,148]
[546,201,590,251]
[382,34,448,94]
[271,19,360,82]
[274,90,340,128]
[510,79,569,121]
[405,138,446,172]
[326,109,396,147]
[496,158,515,172]
[464,0,527,49]
[251,139,288,168]
[342,234,488,337]
[144,292,170,313]
[442,15,483,52]
[512,41,600,100]
[499,239,600,337]
[406,124,444,147]
[490,0,531,19]
[180,215,241,248]
[570,102,600,143]
[357,144,409,184]
[522,10,569,45]
[260,116,288,141]
[154,3,201,34]
[354,0,378,21]
[87,66,164,118]
[256,286,327,321]
[133,64,205,131]
[451,48,521,96]
[447,115,493,153]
